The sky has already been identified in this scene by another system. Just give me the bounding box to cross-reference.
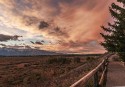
[0,0,115,54]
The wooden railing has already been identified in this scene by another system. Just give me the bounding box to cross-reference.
[70,53,112,87]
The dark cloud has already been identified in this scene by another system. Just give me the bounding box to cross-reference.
[41,40,45,42]
[38,20,69,37]
[30,41,44,45]
[49,27,69,37]
[35,41,43,45]
[39,21,49,29]
[24,16,40,26]
[0,43,6,46]
[0,34,22,41]
[30,41,34,44]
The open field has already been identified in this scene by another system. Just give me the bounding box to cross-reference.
[0,55,102,87]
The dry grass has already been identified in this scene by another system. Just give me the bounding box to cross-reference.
[0,55,101,87]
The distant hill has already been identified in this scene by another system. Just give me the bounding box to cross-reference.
[0,48,58,56]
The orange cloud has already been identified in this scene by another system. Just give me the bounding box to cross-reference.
[0,0,115,53]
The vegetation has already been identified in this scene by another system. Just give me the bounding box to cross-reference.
[73,57,81,63]
[86,57,96,62]
[101,0,125,62]
[0,55,100,87]
[46,57,71,64]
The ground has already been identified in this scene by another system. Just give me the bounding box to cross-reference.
[0,55,101,87]
[106,55,125,87]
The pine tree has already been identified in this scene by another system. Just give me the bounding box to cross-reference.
[101,0,125,62]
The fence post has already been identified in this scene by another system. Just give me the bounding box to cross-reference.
[103,60,106,70]
[94,72,99,87]
[70,54,110,87]
[104,61,108,86]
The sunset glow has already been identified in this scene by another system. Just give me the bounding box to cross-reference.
[0,0,115,54]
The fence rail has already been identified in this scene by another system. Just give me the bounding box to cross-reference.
[70,53,112,87]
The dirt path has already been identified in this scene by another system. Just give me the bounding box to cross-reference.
[106,56,125,87]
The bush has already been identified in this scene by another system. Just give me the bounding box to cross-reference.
[24,64,30,67]
[3,72,47,87]
[47,57,71,64]
[73,57,81,63]
[3,75,23,86]
[86,57,95,62]
[23,72,47,85]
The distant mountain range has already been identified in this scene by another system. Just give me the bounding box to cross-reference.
[0,48,58,56]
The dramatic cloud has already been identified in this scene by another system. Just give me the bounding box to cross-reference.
[0,34,21,41]
[0,0,115,53]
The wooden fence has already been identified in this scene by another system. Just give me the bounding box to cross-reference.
[70,53,112,87]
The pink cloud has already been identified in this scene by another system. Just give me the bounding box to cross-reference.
[0,0,115,53]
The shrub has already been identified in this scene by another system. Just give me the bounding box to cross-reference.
[86,57,95,62]
[47,58,71,64]
[24,72,47,84]
[24,64,30,67]
[73,57,81,63]
[3,75,23,86]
